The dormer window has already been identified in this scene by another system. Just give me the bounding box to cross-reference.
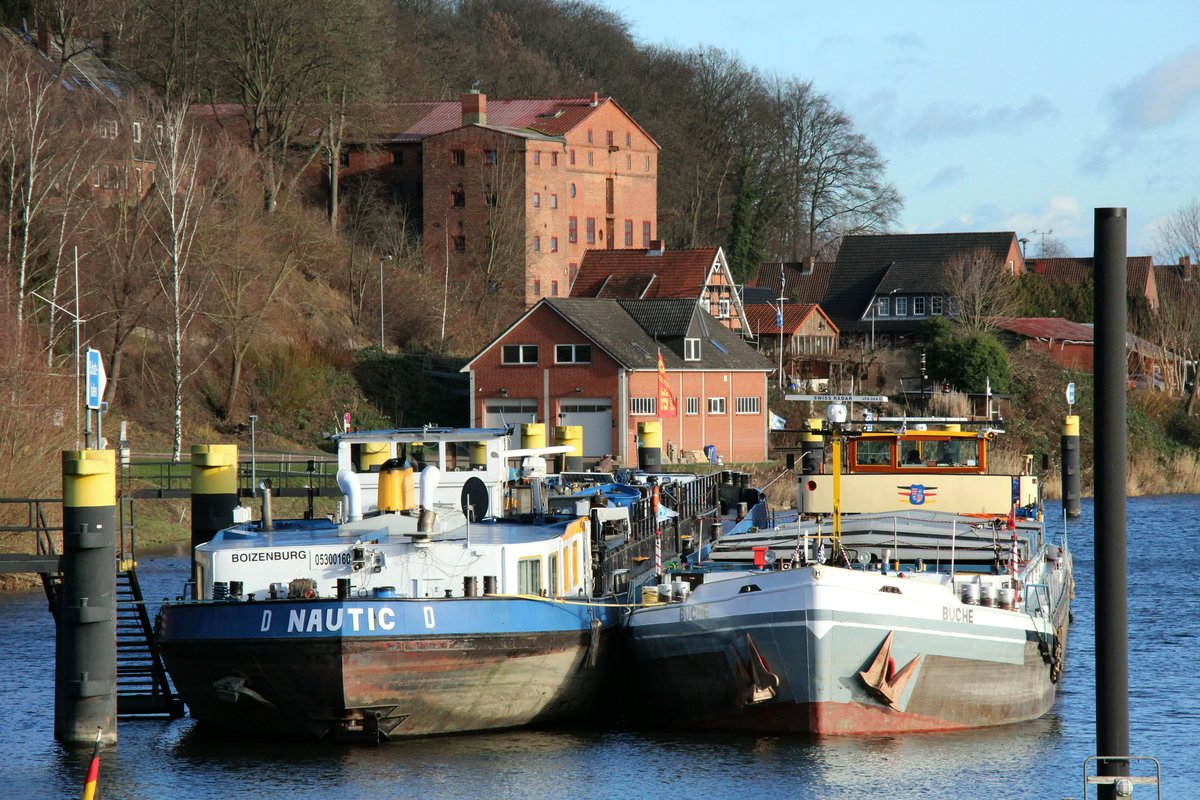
[876,297,891,317]
[684,338,701,361]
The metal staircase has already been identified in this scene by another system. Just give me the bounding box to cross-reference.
[30,495,184,718]
[114,566,183,717]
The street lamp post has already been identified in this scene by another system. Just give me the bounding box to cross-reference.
[249,414,258,496]
[378,253,393,350]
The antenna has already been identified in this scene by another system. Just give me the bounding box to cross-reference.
[1030,228,1054,257]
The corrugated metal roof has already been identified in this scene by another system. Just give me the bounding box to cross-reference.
[992,317,1094,341]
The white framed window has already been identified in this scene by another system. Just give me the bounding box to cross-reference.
[717,299,731,319]
[708,397,727,415]
[684,338,701,361]
[532,192,540,208]
[630,397,657,416]
[555,344,592,364]
[930,295,942,315]
[501,344,538,364]
[518,557,542,595]
[914,296,928,316]
[131,122,142,143]
[895,296,908,316]
[876,296,891,317]
[685,397,699,415]
[735,396,761,415]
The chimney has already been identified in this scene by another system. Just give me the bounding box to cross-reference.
[1182,255,1194,282]
[590,92,600,107]
[462,90,486,126]
[37,16,51,56]
[647,239,664,256]
[800,256,815,275]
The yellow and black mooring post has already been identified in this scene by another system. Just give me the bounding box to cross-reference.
[1061,414,1081,519]
[637,420,662,471]
[56,449,117,746]
[800,418,824,475]
[190,444,239,593]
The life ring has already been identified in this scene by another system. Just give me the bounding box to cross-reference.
[304,587,316,599]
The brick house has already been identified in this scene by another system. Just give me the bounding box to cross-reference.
[568,244,751,335]
[463,298,774,465]
[317,90,659,307]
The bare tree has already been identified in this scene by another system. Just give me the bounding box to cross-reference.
[770,77,901,260]
[940,246,1021,333]
[148,103,208,461]
[0,50,86,328]
[1153,199,1200,265]
[1152,200,1200,413]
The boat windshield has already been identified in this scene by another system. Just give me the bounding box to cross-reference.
[852,436,982,470]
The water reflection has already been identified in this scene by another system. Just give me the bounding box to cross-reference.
[5,498,1200,798]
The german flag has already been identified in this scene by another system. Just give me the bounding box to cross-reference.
[81,727,101,800]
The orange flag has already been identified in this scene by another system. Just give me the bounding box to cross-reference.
[657,350,677,418]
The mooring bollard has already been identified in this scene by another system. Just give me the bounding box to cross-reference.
[1061,414,1081,519]
[56,449,118,746]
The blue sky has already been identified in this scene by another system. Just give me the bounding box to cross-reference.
[599,0,1200,259]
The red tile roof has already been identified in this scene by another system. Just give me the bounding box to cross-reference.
[191,95,662,149]
[1028,256,1154,294]
[570,248,720,300]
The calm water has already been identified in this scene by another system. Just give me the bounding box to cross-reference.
[3,497,1196,799]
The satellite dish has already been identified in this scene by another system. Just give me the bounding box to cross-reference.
[857,551,872,566]
[763,550,777,565]
[460,476,489,521]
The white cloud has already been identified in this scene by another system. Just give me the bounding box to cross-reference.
[905,96,1057,141]
[1109,45,1200,131]
[921,166,964,192]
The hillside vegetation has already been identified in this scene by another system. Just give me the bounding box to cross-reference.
[0,0,1196,518]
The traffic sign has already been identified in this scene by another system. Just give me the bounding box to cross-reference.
[1066,382,1076,406]
[343,412,351,432]
[85,348,106,410]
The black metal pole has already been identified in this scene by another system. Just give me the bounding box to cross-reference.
[1094,207,1129,795]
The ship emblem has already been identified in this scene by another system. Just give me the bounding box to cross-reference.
[858,631,922,710]
[898,484,937,505]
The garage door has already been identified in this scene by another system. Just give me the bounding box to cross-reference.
[483,400,537,430]
[559,399,613,459]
